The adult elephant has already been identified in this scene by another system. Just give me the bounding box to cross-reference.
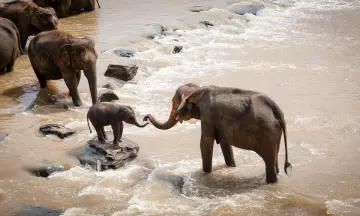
[0,0,58,52]
[32,0,100,18]
[0,18,22,72]
[28,30,98,107]
[173,86,292,183]
[143,83,200,129]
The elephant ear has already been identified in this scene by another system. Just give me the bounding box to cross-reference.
[58,44,72,67]
[177,88,205,112]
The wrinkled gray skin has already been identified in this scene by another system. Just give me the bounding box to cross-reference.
[143,83,201,130]
[28,30,98,106]
[32,0,100,18]
[0,18,22,72]
[0,0,58,51]
[174,86,292,183]
[87,102,149,146]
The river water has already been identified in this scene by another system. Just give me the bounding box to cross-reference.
[0,0,359,215]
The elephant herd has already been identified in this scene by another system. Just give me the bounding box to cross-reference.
[0,1,292,184]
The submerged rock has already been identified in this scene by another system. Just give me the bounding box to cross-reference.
[104,64,138,81]
[199,21,214,28]
[172,46,183,54]
[98,90,119,102]
[75,132,139,171]
[154,170,184,193]
[112,48,135,58]
[189,6,211,12]
[146,24,165,39]
[12,206,62,216]
[27,164,66,178]
[227,3,265,15]
[39,124,75,139]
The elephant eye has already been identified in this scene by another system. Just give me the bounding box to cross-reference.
[187,103,193,110]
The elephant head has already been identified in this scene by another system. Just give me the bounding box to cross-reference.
[143,83,200,130]
[71,0,101,12]
[58,37,98,106]
[27,3,59,35]
[118,106,149,128]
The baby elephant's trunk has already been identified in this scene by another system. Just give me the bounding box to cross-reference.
[134,120,148,128]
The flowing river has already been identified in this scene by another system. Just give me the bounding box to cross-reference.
[0,0,359,215]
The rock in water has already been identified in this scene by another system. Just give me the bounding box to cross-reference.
[39,124,75,139]
[199,21,214,28]
[75,132,139,171]
[189,6,211,12]
[112,48,135,58]
[104,64,138,81]
[98,90,119,102]
[172,46,183,54]
[27,164,66,178]
[0,131,8,142]
[12,206,62,216]
[227,3,265,15]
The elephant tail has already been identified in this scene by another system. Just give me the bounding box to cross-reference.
[266,96,292,176]
[96,0,101,8]
[87,114,92,133]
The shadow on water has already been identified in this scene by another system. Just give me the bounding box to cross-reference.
[183,164,266,198]
[0,84,68,115]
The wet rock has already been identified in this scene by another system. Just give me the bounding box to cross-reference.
[75,132,139,171]
[189,6,211,12]
[227,3,265,15]
[172,46,183,54]
[12,206,62,216]
[199,21,214,28]
[39,124,75,139]
[113,48,135,58]
[155,171,184,193]
[104,64,138,82]
[27,164,66,178]
[0,131,8,142]
[102,83,115,90]
[98,90,119,102]
[146,24,165,39]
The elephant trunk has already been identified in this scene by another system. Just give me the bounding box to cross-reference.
[85,64,98,105]
[145,108,178,130]
[134,119,149,128]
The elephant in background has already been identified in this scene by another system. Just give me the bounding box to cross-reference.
[32,0,100,18]
[0,0,58,51]
[28,30,98,107]
[87,102,148,145]
[0,18,22,72]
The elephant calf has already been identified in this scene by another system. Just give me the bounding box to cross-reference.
[87,102,149,146]
[0,18,22,72]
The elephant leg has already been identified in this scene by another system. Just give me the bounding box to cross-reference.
[275,134,281,174]
[118,121,123,142]
[95,127,105,144]
[220,143,236,167]
[258,147,277,184]
[111,123,120,145]
[101,127,107,140]
[200,123,215,173]
[30,60,47,88]
[64,75,82,106]
[6,59,15,73]
[76,70,81,87]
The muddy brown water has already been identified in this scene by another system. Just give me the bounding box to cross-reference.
[0,0,359,215]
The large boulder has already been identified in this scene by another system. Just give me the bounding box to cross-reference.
[75,132,139,171]
[104,64,138,81]
[227,3,265,15]
[39,124,75,139]
[98,90,119,102]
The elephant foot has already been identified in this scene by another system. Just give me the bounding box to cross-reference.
[266,168,277,184]
[112,144,122,150]
[98,139,106,144]
[73,99,83,107]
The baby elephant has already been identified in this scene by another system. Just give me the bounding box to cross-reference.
[87,102,148,145]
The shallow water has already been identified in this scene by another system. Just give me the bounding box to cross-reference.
[0,0,359,215]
